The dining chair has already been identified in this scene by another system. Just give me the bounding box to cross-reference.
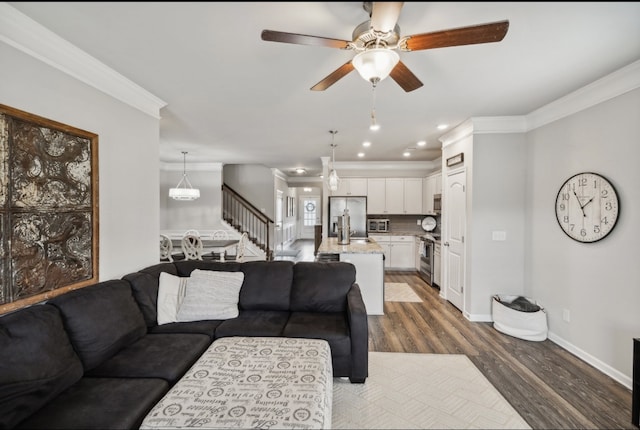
[181,234,203,261]
[212,230,229,240]
[235,232,248,262]
[200,230,227,260]
[184,229,200,238]
[159,234,173,262]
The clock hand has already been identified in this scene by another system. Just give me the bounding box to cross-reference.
[581,196,594,209]
[573,190,586,217]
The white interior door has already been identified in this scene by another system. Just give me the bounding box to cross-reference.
[299,196,320,239]
[444,169,466,312]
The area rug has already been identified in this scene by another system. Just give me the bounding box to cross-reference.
[384,282,422,302]
[333,352,530,429]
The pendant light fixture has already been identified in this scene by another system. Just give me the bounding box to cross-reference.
[328,130,340,192]
[169,151,200,201]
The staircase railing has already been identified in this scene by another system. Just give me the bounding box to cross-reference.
[222,184,274,260]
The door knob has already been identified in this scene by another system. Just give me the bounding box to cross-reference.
[444,242,450,246]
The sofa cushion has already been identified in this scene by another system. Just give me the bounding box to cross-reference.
[173,260,294,311]
[176,270,244,321]
[85,333,210,383]
[49,280,147,371]
[157,272,188,324]
[215,310,290,338]
[149,320,221,340]
[283,312,351,357]
[123,263,178,328]
[0,304,84,429]
[15,377,169,429]
[290,262,356,312]
[237,261,294,311]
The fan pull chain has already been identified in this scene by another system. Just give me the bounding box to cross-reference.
[370,81,380,131]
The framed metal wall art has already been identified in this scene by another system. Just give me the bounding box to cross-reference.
[0,104,99,314]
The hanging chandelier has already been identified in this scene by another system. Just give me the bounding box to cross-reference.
[328,130,340,192]
[169,151,200,201]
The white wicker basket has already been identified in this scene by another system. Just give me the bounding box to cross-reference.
[492,295,548,341]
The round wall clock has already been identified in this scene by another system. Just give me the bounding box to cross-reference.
[555,172,619,243]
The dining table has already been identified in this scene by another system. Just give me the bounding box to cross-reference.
[171,238,240,261]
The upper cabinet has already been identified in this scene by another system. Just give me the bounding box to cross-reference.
[403,178,423,214]
[332,177,368,196]
[367,178,423,215]
[422,172,442,215]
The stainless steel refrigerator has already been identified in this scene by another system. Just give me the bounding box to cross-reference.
[328,196,367,238]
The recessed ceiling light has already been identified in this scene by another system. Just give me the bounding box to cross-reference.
[437,124,448,130]
[295,168,306,174]
[417,140,426,147]
[357,152,365,157]
[403,151,411,157]
[362,141,371,147]
[303,187,312,192]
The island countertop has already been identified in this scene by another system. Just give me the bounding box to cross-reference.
[317,237,384,254]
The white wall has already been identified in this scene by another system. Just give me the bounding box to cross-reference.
[160,162,228,235]
[223,164,275,218]
[469,133,527,318]
[525,87,640,384]
[0,42,161,280]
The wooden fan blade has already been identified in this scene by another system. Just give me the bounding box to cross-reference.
[370,2,404,34]
[389,61,423,92]
[310,61,355,91]
[402,20,509,51]
[261,30,350,49]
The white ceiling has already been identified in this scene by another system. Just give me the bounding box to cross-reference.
[8,2,640,179]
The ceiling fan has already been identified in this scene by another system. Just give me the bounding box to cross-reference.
[261,2,509,92]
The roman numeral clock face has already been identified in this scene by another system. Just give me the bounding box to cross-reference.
[555,172,620,243]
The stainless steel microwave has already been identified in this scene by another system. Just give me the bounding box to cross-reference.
[433,194,442,214]
[368,219,389,232]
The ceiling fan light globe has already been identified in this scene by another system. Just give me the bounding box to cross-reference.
[352,48,399,83]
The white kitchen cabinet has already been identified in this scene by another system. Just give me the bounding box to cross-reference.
[372,235,415,269]
[435,173,442,195]
[389,235,415,269]
[369,235,390,268]
[423,176,435,214]
[367,177,423,214]
[434,242,441,287]
[333,177,368,196]
[385,178,404,214]
[422,172,442,215]
[367,178,386,214]
[403,178,423,214]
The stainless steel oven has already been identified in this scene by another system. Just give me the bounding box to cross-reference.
[419,237,434,286]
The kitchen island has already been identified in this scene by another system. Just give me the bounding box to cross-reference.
[317,237,384,315]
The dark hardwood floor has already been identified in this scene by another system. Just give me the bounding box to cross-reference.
[284,239,635,429]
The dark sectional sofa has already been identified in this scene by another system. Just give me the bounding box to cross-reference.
[0,260,368,429]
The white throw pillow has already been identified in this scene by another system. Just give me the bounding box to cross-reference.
[157,272,188,325]
[176,270,244,321]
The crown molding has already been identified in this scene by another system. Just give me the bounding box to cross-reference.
[527,59,640,131]
[0,3,167,119]
[332,160,436,170]
[272,168,288,181]
[160,161,223,172]
[441,59,640,144]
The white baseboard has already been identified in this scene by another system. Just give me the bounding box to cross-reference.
[462,315,633,389]
[547,331,632,390]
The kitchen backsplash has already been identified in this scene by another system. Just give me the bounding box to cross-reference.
[382,215,441,235]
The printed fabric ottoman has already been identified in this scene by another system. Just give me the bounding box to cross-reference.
[140,336,333,429]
